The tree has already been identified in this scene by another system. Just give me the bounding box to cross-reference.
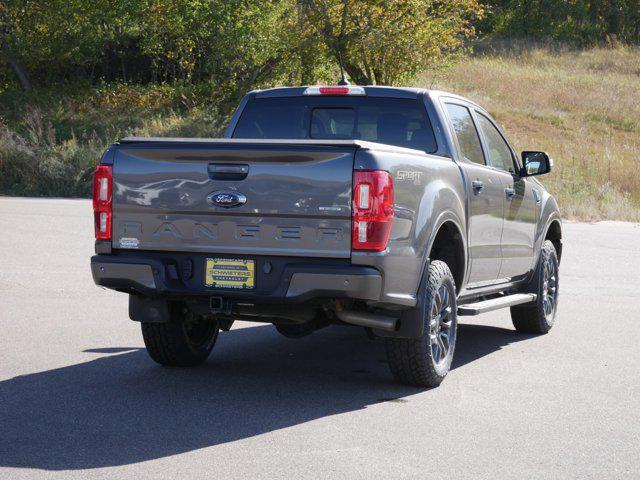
[299,0,484,85]
[0,0,31,90]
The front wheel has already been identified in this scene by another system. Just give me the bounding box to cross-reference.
[511,240,559,334]
[385,260,458,387]
[141,305,219,367]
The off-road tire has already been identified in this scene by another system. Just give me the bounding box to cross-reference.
[141,306,219,367]
[511,240,559,334]
[385,260,458,387]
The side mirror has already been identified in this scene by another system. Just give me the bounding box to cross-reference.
[520,151,551,177]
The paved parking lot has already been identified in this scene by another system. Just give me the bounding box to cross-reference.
[1,197,639,479]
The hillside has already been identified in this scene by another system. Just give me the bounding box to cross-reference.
[1,44,639,221]
[428,45,640,221]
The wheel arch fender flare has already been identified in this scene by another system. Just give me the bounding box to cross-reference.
[421,210,467,291]
[537,209,563,262]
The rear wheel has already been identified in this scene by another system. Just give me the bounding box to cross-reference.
[511,240,559,334]
[141,305,219,367]
[385,260,458,387]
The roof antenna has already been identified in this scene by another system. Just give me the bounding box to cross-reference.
[337,52,350,86]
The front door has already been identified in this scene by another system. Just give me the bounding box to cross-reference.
[443,102,504,285]
[474,112,537,280]
[499,174,538,279]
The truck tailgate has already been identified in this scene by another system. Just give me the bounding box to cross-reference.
[111,139,355,258]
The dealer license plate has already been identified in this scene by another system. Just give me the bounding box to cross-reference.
[205,258,255,290]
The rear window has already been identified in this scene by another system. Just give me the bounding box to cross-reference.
[232,96,437,152]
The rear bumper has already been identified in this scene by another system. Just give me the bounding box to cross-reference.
[91,251,382,303]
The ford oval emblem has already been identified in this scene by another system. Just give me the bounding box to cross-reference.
[207,191,247,208]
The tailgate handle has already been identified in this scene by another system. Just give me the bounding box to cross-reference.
[208,163,249,180]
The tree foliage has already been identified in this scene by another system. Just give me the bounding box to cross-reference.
[300,0,483,85]
[0,0,485,92]
[0,0,638,95]
[481,0,640,44]
[0,0,304,97]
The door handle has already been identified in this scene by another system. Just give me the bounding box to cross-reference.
[471,180,484,193]
[505,187,516,199]
[208,163,249,180]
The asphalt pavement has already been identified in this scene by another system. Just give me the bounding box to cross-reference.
[0,197,639,479]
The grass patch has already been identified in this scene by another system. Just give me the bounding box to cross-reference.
[425,44,640,221]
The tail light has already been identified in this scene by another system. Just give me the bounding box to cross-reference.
[352,170,394,251]
[92,165,113,240]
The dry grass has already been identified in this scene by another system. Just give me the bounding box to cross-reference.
[423,45,640,222]
[0,85,227,196]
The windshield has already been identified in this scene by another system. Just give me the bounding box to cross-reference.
[232,96,437,152]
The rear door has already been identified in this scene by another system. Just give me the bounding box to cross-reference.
[111,140,355,258]
[443,102,504,285]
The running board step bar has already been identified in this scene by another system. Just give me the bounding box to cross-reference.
[457,293,537,316]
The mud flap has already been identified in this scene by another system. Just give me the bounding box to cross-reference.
[373,261,428,339]
[129,295,171,323]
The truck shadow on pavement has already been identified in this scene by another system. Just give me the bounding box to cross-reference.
[0,322,533,470]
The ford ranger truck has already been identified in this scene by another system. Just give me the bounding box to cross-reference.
[91,85,562,387]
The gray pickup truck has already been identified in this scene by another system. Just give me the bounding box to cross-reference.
[91,85,562,387]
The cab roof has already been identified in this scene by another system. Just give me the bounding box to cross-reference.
[250,86,479,108]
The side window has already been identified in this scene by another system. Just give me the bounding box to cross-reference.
[476,113,515,173]
[444,103,485,165]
